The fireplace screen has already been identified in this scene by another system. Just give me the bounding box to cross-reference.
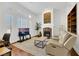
[43,28,52,38]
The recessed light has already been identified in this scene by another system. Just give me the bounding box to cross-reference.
[29,15,31,18]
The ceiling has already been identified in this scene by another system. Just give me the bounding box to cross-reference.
[19,2,76,14]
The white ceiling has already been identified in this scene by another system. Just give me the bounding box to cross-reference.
[19,2,76,14]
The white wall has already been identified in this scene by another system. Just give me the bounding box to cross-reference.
[0,3,11,39]
[0,3,20,43]
[10,3,37,43]
[0,3,37,43]
[53,9,61,36]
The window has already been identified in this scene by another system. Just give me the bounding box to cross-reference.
[5,15,13,29]
[16,16,28,28]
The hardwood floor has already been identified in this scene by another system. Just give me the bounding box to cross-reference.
[11,45,33,56]
[10,45,78,56]
[9,42,78,56]
[69,48,78,56]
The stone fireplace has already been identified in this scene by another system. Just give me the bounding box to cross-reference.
[43,27,52,38]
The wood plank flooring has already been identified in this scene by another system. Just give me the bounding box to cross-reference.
[10,44,78,56]
[9,39,78,56]
[11,45,33,56]
[69,48,78,56]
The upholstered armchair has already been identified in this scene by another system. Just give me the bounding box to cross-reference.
[46,32,77,56]
[0,33,10,47]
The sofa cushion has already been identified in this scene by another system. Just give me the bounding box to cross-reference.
[63,33,72,43]
[64,36,76,50]
[59,33,71,44]
[47,39,63,47]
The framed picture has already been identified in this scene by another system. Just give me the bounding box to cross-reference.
[44,12,51,23]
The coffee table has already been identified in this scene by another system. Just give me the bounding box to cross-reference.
[34,37,47,48]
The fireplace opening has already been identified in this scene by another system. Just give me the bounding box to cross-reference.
[43,27,52,38]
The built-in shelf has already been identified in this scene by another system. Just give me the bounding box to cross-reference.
[68,4,77,34]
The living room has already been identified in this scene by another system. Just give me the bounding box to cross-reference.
[0,2,79,56]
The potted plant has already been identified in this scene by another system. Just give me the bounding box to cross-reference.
[35,22,41,37]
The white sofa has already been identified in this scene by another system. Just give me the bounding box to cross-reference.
[46,32,77,56]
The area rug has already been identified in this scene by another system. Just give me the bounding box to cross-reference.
[13,37,49,56]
